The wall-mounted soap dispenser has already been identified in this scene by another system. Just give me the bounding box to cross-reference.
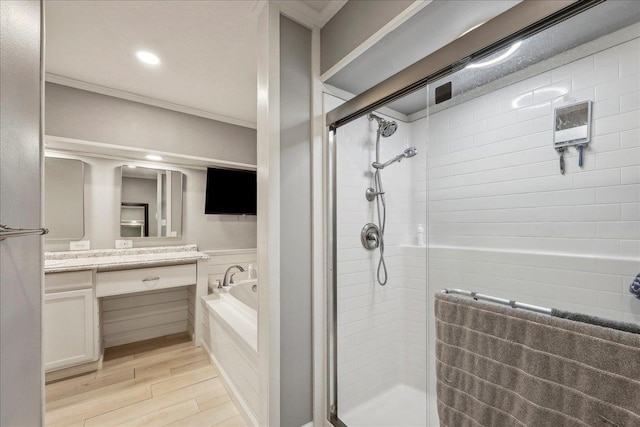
[553,100,592,174]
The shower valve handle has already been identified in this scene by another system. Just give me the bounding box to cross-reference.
[361,223,381,250]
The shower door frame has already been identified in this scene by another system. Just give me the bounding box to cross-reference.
[324,1,604,425]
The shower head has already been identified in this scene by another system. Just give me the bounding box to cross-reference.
[368,113,398,137]
[403,146,418,158]
[372,147,418,169]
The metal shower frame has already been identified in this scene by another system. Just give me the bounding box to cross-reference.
[324,1,605,426]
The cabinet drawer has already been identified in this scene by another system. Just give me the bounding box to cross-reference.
[45,270,93,293]
[96,264,196,298]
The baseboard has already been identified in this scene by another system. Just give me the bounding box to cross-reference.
[45,357,101,384]
[202,340,258,427]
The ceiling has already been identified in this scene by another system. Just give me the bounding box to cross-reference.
[44,1,346,129]
[325,0,521,115]
[326,0,640,117]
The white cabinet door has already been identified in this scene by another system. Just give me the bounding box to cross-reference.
[44,289,95,371]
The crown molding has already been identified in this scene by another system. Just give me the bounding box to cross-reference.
[45,73,257,130]
[274,0,347,29]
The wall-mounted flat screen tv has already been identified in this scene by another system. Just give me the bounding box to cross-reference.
[205,167,257,215]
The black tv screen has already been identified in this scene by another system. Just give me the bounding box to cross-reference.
[205,167,257,215]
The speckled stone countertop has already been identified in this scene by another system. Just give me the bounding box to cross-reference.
[44,244,210,273]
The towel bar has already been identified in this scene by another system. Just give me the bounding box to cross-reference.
[0,223,49,241]
[441,288,553,315]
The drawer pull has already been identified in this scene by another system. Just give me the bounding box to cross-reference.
[142,277,160,282]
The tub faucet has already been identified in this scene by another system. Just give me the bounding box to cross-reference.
[223,265,245,287]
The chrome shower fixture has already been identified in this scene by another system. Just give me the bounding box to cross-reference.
[372,147,418,169]
[368,113,398,137]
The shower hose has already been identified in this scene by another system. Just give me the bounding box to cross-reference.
[374,132,388,286]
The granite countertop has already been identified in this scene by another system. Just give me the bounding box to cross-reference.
[45,244,210,273]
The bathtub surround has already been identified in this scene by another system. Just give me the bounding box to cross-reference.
[435,292,640,426]
[202,284,259,426]
[206,249,258,289]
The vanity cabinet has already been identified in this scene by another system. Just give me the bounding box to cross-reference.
[44,246,209,376]
[44,271,98,372]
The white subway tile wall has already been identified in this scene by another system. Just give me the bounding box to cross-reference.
[327,93,427,415]
[418,36,639,324]
[326,29,639,427]
[414,37,639,426]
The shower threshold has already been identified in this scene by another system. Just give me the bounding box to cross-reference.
[340,383,427,427]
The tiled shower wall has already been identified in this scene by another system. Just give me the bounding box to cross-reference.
[419,33,639,321]
[417,30,639,426]
[328,93,427,414]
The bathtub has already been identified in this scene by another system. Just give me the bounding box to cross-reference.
[201,279,259,426]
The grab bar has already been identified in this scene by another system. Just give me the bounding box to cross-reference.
[441,288,552,315]
[0,223,49,241]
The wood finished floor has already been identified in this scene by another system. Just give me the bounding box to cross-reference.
[45,333,246,427]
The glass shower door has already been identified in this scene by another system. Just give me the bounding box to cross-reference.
[328,93,428,427]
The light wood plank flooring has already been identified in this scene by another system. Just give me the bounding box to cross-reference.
[45,333,246,427]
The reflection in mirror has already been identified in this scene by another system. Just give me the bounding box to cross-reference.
[45,157,85,240]
[120,166,183,238]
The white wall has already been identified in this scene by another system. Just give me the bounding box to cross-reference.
[44,153,257,252]
[279,16,313,427]
[421,35,639,320]
[45,83,257,165]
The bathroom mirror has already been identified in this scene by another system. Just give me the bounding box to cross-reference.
[120,166,184,238]
[44,157,85,240]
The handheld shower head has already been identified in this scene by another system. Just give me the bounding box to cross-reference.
[368,113,398,137]
[403,147,417,158]
[372,147,418,169]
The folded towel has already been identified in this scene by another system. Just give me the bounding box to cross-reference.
[435,293,640,427]
[552,308,640,334]
[630,273,640,299]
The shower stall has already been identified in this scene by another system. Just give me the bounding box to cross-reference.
[324,1,640,426]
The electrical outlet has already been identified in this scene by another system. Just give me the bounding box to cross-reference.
[70,240,90,251]
[115,240,133,249]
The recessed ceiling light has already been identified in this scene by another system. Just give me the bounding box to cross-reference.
[145,154,163,161]
[136,50,161,65]
[466,41,522,69]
